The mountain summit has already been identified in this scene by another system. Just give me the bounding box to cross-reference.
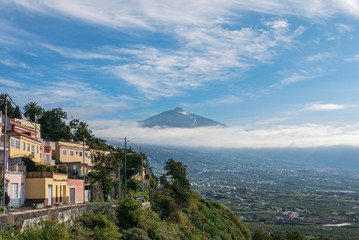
[140,107,226,128]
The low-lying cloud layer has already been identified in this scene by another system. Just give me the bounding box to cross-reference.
[89,120,359,148]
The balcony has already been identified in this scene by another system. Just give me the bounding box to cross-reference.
[45,159,56,165]
[8,163,26,173]
[26,171,67,179]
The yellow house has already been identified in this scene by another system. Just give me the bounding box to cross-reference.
[8,121,41,163]
[25,172,69,207]
[53,141,93,176]
[11,118,41,139]
[134,167,150,182]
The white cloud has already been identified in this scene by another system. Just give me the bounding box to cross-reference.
[0,59,30,69]
[280,72,313,85]
[303,103,353,111]
[306,52,332,62]
[337,23,353,32]
[5,0,359,32]
[1,79,136,118]
[88,120,359,148]
[42,44,122,60]
[102,22,302,99]
[0,78,24,88]
[183,95,242,108]
[344,54,359,62]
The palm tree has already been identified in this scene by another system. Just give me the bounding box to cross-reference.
[23,102,44,122]
[76,121,92,142]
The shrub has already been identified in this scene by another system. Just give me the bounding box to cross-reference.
[127,178,141,192]
[70,212,121,240]
[123,228,150,240]
[117,198,144,230]
[18,220,68,240]
[253,229,271,240]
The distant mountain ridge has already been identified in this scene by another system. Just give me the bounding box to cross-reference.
[140,107,226,128]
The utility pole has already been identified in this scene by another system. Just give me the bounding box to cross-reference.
[124,137,127,198]
[2,94,8,213]
[83,136,85,203]
[141,151,144,199]
[118,151,121,200]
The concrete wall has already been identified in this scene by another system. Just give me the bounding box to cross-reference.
[1,202,114,230]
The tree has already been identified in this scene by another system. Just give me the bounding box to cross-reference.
[286,231,306,240]
[23,102,44,122]
[163,159,191,206]
[164,159,190,190]
[73,121,92,142]
[89,152,115,201]
[0,94,15,118]
[317,235,330,240]
[38,108,67,140]
[123,228,150,240]
[117,198,144,230]
[272,232,286,240]
[13,106,22,119]
[253,229,270,240]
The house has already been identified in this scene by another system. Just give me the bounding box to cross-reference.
[0,111,8,166]
[52,141,93,177]
[11,118,41,139]
[68,179,84,204]
[1,116,42,207]
[40,141,55,165]
[7,121,41,163]
[25,171,69,207]
[134,167,150,183]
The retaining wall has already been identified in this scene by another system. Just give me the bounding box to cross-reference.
[0,202,115,230]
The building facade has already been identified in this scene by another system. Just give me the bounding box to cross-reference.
[53,141,93,177]
[25,171,69,207]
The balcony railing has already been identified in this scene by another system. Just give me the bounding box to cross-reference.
[45,159,56,165]
[8,163,26,173]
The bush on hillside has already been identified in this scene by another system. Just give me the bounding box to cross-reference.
[70,212,121,240]
[123,228,150,240]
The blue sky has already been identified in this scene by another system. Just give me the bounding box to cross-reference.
[1,0,359,148]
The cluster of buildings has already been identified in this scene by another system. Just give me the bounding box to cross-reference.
[0,111,118,208]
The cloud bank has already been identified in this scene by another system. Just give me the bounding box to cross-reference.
[89,120,359,148]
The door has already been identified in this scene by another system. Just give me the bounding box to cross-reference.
[70,188,75,204]
[48,185,52,206]
[20,183,24,206]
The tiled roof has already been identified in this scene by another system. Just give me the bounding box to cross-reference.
[8,130,41,143]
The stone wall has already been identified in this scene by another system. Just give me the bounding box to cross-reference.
[0,202,114,230]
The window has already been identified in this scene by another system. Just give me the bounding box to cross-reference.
[76,151,78,155]
[79,152,82,157]
[45,153,50,161]
[27,143,30,151]
[85,152,88,158]
[22,142,25,150]
[63,149,67,155]
[36,146,39,154]
[40,152,43,161]
[70,150,74,156]
[10,137,20,149]
[11,183,19,199]
[31,145,35,157]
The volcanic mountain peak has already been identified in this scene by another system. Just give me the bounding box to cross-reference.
[140,107,226,128]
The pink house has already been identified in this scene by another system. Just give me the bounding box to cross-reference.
[68,179,84,204]
[40,141,55,165]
